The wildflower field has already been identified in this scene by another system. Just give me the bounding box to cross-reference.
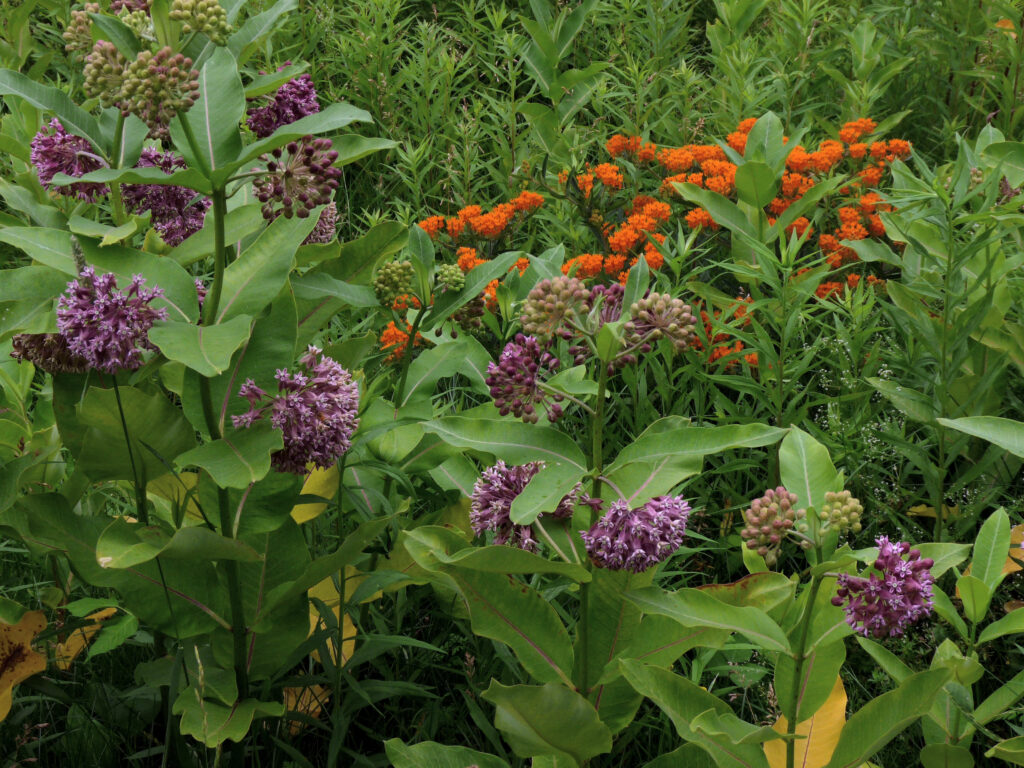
[2,0,1024,765]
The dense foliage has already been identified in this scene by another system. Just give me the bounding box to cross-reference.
[0,1,1023,767]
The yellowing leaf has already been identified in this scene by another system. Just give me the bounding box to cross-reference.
[0,610,47,722]
[764,676,847,768]
[148,472,203,521]
[308,567,377,667]
[55,607,117,671]
[958,523,1024,597]
[292,465,338,524]
[283,684,330,735]
[908,504,960,519]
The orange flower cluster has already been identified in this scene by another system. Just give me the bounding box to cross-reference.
[694,297,758,368]
[819,193,894,267]
[816,273,885,299]
[380,320,426,362]
[606,134,657,162]
[418,191,544,244]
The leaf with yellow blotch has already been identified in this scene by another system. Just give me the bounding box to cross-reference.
[908,504,960,519]
[0,611,47,722]
[283,684,330,735]
[55,607,117,670]
[148,472,203,521]
[764,676,847,768]
[958,523,1024,598]
[292,465,339,524]
[308,566,380,666]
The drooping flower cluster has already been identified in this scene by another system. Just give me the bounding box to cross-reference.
[246,66,320,138]
[520,276,589,340]
[485,334,563,423]
[253,137,341,220]
[623,292,698,354]
[55,267,167,373]
[169,0,231,45]
[740,487,804,565]
[832,536,935,638]
[122,148,210,246]
[470,461,584,550]
[581,495,691,572]
[232,346,360,474]
[10,333,90,374]
[30,119,106,202]
[120,47,200,138]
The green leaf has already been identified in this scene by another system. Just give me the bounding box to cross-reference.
[290,272,378,311]
[75,386,197,483]
[734,161,778,208]
[973,507,1011,591]
[57,165,213,195]
[149,315,253,376]
[232,103,374,171]
[698,572,796,614]
[619,660,770,768]
[625,587,790,652]
[0,69,106,153]
[778,427,840,513]
[170,47,244,173]
[175,423,283,490]
[606,423,786,473]
[315,220,408,285]
[775,641,846,722]
[643,745,718,768]
[987,736,1024,766]
[399,336,492,407]
[743,112,785,166]
[384,739,509,768]
[821,669,951,768]
[868,378,936,424]
[937,416,1024,457]
[227,0,298,64]
[956,574,991,625]
[482,681,612,765]
[96,519,262,569]
[982,142,1024,187]
[89,12,142,57]
[0,227,76,274]
[215,215,316,323]
[978,608,1024,645]
[422,417,587,472]
[916,543,972,578]
[854,636,912,684]
[672,182,755,239]
[331,133,397,165]
[169,204,264,266]
[423,251,521,331]
[173,688,284,747]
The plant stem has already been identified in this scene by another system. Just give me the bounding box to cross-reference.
[786,575,824,768]
[394,310,426,408]
[112,374,148,525]
[109,113,127,226]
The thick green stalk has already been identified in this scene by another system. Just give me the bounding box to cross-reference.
[109,113,127,226]
[786,575,824,768]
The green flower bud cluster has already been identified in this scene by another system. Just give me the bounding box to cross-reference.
[373,260,414,306]
[624,292,697,354]
[118,8,153,39]
[435,263,465,293]
[121,46,199,138]
[63,4,100,57]
[520,276,588,340]
[83,41,127,108]
[969,167,985,190]
[821,490,863,535]
[170,0,232,46]
[740,486,804,565]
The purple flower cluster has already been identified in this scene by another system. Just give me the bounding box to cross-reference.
[253,137,341,221]
[470,460,583,551]
[122,148,210,246]
[832,536,935,638]
[246,66,320,139]
[485,333,563,423]
[30,119,106,202]
[56,267,167,373]
[581,496,690,572]
[232,346,359,474]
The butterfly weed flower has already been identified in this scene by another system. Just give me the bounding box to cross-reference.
[122,148,210,246]
[120,47,199,138]
[56,267,167,373]
[253,137,341,221]
[232,346,360,474]
[623,292,698,354]
[246,66,320,138]
[832,536,934,638]
[581,495,690,572]
[30,119,107,202]
[486,334,564,424]
[520,276,589,341]
[470,461,583,551]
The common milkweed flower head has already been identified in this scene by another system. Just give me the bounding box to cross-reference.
[253,137,341,221]
[470,460,582,551]
[821,490,863,535]
[10,333,90,374]
[120,46,199,138]
[832,536,934,638]
[740,486,803,565]
[83,41,127,109]
[485,333,563,424]
[56,267,167,373]
[581,495,690,572]
[232,346,359,474]
[624,292,698,354]
[520,276,589,340]
[110,0,150,10]
[169,0,232,45]
[30,119,107,202]
[246,64,320,138]
[64,4,100,56]
[122,148,210,246]
[373,260,415,306]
